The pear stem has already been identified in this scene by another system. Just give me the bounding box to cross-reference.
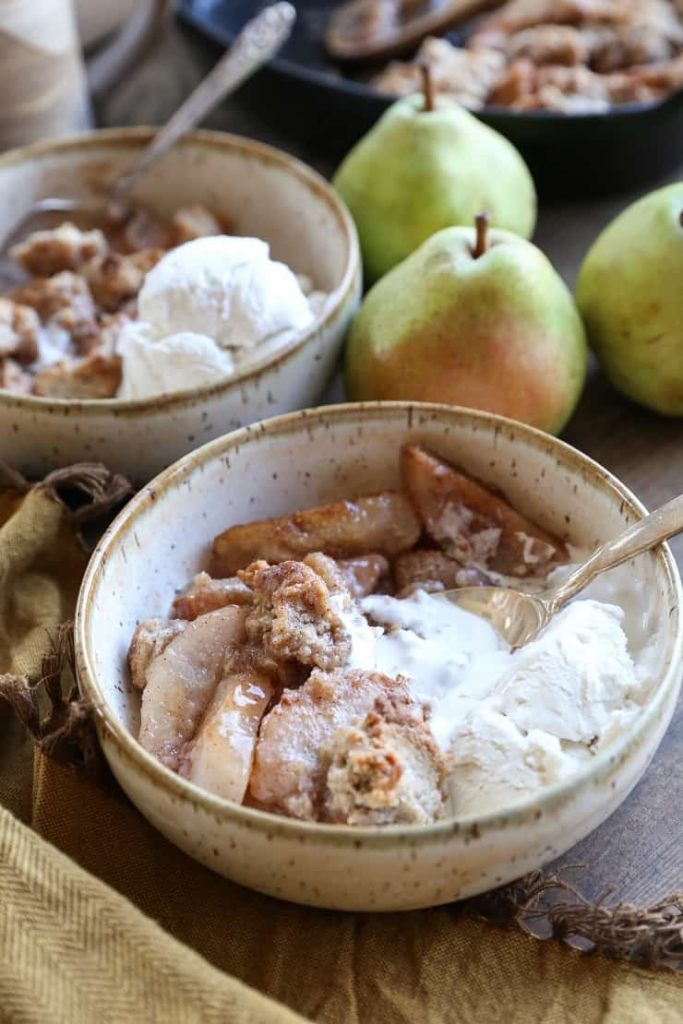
[419,62,435,113]
[473,212,491,258]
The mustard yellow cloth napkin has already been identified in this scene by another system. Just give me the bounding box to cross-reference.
[0,805,305,1024]
[0,484,84,678]
[2,469,683,1024]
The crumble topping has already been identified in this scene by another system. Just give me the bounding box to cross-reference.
[10,223,108,277]
[322,693,448,825]
[239,558,351,672]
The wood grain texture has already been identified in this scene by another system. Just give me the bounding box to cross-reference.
[99,18,683,904]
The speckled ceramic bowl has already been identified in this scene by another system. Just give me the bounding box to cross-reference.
[75,403,683,911]
[0,128,360,483]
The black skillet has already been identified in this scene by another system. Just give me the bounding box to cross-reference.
[178,0,683,197]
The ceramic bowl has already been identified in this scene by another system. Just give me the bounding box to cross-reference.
[0,128,360,483]
[75,403,683,911]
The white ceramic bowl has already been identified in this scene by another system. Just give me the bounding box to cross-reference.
[75,403,683,911]
[0,128,360,483]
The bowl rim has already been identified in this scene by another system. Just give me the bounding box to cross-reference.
[75,400,683,848]
[0,126,360,416]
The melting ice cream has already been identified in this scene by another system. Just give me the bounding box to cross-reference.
[335,585,648,816]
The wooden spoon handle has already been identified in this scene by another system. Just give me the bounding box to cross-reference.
[325,0,503,63]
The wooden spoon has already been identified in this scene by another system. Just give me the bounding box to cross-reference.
[325,0,504,63]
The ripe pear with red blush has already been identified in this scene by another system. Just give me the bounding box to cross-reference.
[345,215,587,435]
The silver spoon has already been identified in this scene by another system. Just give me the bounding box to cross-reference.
[439,493,683,648]
[0,2,296,254]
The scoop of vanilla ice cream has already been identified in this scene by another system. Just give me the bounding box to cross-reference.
[117,322,235,400]
[492,600,640,743]
[447,706,576,816]
[138,236,315,350]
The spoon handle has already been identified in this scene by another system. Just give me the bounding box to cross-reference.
[548,492,683,612]
[109,2,295,203]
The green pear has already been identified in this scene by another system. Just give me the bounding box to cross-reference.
[346,217,587,435]
[333,87,536,284]
[576,183,683,416]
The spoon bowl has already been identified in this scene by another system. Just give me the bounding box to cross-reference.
[438,585,550,648]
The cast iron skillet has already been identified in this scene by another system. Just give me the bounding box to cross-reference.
[179,0,683,197]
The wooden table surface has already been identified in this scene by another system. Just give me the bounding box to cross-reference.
[99,18,683,906]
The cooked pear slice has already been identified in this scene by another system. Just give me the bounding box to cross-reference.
[138,605,248,770]
[402,444,566,577]
[179,670,273,804]
[128,618,187,690]
[209,492,421,577]
[172,572,253,620]
[393,549,490,595]
[337,554,390,597]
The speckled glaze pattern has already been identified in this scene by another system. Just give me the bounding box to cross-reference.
[0,129,361,484]
[75,403,683,911]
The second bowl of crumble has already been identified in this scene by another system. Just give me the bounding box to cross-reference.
[0,128,360,483]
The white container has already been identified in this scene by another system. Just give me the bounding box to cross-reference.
[0,0,91,149]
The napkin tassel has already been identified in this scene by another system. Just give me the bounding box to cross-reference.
[0,621,105,783]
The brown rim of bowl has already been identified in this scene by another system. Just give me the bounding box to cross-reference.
[0,127,360,415]
[75,401,683,847]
